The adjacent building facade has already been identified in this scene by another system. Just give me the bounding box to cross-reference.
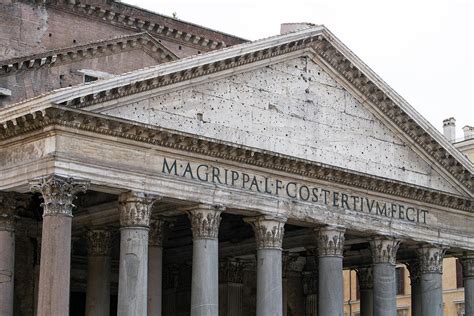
[0,1,473,316]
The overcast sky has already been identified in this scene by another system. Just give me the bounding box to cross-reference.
[124,0,473,138]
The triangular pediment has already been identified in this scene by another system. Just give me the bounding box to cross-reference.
[94,55,466,196]
[1,26,471,197]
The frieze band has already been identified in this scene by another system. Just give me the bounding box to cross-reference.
[162,158,429,224]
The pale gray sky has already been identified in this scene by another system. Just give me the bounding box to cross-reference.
[124,0,473,138]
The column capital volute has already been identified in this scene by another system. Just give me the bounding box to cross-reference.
[355,266,373,290]
[244,215,286,250]
[118,191,159,228]
[460,252,474,278]
[315,225,345,257]
[186,204,224,240]
[369,236,400,265]
[0,191,26,231]
[86,228,113,256]
[29,175,89,217]
[416,244,447,274]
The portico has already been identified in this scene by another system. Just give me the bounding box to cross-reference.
[0,25,472,316]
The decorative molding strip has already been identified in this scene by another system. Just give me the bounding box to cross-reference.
[86,229,112,256]
[370,237,400,265]
[0,106,471,212]
[417,245,446,274]
[29,175,89,217]
[48,0,245,52]
[316,225,345,257]
[0,33,177,75]
[187,204,223,239]
[245,215,286,250]
[118,191,157,227]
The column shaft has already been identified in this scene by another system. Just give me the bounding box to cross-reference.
[188,205,223,316]
[191,239,219,315]
[460,255,474,316]
[257,248,283,315]
[148,246,163,316]
[0,230,14,316]
[117,191,156,316]
[372,263,396,316]
[86,256,111,315]
[356,267,373,316]
[118,227,149,315]
[85,230,112,316]
[30,175,89,316]
[407,261,421,316]
[304,294,317,316]
[417,245,445,316]
[316,226,345,316]
[245,216,286,316]
[369,237,400,316]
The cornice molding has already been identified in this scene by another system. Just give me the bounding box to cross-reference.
[0,33,177,75]
[47,0,243,52]
[0,106,471,212]
[10,26,466,194]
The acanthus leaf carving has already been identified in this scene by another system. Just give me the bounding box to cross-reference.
[417,245,446,274]
[29,175,89,217]
[118,191,158,227]
[245,216,286,250]
[316,226,345,257]
[187,205,223,239]
[369,237,400,265]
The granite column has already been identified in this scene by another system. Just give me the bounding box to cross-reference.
[30,175,89,316]
[369,237,400,316]
[148,219,167,316]
[356,267,373,316]
[406,260,421,316]
[316,225,345,316]
[0,192,19,316]
[85,229,112,316]
[417,245,445,316]
[246,215,286,316]
[188,205,223,316]
[117,191,156,316]
[460,254,474,316]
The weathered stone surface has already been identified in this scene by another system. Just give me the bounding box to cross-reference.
[99,57,461,195]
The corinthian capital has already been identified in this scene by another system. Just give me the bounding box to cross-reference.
[369,237,400,265]
[406,259,421,284]
[118,191,157,227]
[316,225,345,257]
[460,253,474,278]
[245,215,286,250]
[86,229,112,256]
[149,218,169,247]
[0,192,21,231]
[187,204,224,239]
[356,267,373,290]
[29,175,89,217]
[417,245,446,274]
